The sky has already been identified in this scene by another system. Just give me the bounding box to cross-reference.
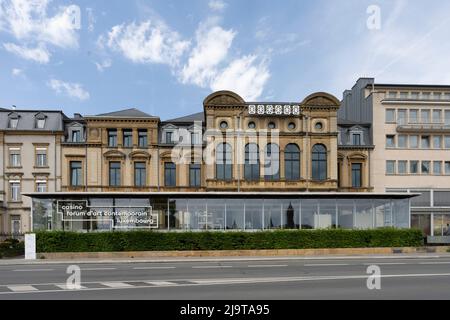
[1,0,450,120]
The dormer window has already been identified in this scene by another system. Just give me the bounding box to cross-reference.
[352,133,361,145]
[350,128,364,146]
[72,130,81,142]
[35,113,47,129]
[8,113,19,129]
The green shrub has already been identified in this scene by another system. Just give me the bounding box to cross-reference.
[35,228,424,253]
[0,239,25,258]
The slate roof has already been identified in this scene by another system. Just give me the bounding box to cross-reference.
[94,108,155,118]
[163,112,204,123]
[0,110,65,131]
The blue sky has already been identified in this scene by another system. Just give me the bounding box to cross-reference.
[1,0,450,120]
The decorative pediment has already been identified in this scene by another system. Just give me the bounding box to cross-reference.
[130,150,150,159]
[203,91,245,106]
[302,92,340,107]
[162,124,178,130]
[35,112,47,119]
[347,152,367,160]
[69,121,84,128]
[103,150,126,159]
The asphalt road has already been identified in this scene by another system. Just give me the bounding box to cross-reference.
[1,255,450,300]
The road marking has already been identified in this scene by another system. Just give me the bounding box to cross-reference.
[13,269,55,272]
[247,265,288,268]
[2,272,450,295]
[81,268,117,271]
[101,282,134,288]
[363,263,406,266]
[192,266,233,269]
[419,262,450,265]
[133,267,177,270]
[55,284,87,290]
[145,281,177,286]
[7,285,38,292]
[304,264,350,267]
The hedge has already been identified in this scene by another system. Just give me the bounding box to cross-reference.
[35,228,424,253]
[0,239,24,259]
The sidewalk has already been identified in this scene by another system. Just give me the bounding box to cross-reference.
[1,252,450,266]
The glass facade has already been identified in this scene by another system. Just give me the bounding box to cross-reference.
[31,194,412,232]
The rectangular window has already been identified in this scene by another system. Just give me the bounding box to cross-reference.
[138,129,148,148]
[433,136,442,149]
[72,130,81,142]
[422,92,431,100]
[433,110,442,123]
[400,92,408,99]
[166,132,173,144]
[123,129,133,148]
[410,92,419,100]
[410,135,419,148]
[433,92,442,100]
[108,129,117,147]
[109,162,121,187]
[398,135,407,148]
[386,161,396,175]
[409,109,418,123]
[36,119,45,129]
[445,136,450,149]
[446,162,450,175]
[421,161,430,174]
[36,149,47,167]
[191,132,201,145]
[387,92,397,99]
[36,181,47,193]
[445,110,450,125]
[386,135,395,148]
[134,162,146,187]
[397,109,407,125]
[410,161,419,174]
[444,93,450,100]
[351,163,362,188]
[434,161,442,175]
[352,133,361,145]
[165,162,176,187]
[386,109,395,122]
[70,161,82,186]
[9,118,18,129]
[421,110,431,123]
[9,149,21,167]
[189,164,201,187]
[398,161,407,174]
[10,182,20,202]
[421,136,430,149]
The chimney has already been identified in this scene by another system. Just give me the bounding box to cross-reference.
[74,113,82,119]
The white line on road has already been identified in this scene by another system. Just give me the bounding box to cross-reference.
[247,265,288,268]
[192,266,233,269]
[304,264,350,267]
[13,269,55,272]
[7,285,38,292]
[101,282,134,288]
[81,268,117,271]
[145,281,177,286]
[419,262,450,265]
[363,263,407,266]
[55,284,87,290]
[133,267,177,270]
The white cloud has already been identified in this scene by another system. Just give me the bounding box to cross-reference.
[11,68,23,76]
[104,20,190,66]
[208,0,227,12]
[3,42,50,63]
[211,55,270,101]
[47,79,90,101]
[95,59,112,72]
[0,0,79,62]
[180,22,235,86]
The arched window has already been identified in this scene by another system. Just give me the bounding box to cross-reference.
[264,143,280,181]
[244,143,260,181]
[285,144,300,181]
[216,143,232,181]
[312,144,327,181]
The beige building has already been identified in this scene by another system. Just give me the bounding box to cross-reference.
[341,78,450,236]
[0,109,64,236]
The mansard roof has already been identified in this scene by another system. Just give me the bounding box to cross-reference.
[94,108,155,118]
[163,112,204,123]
